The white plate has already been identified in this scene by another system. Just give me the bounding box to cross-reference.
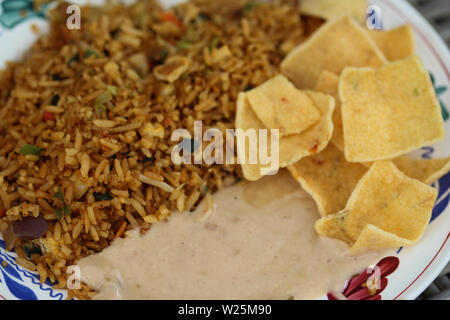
[0,0,449,300]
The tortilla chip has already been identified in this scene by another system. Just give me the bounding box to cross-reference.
[281,16,386,89]
[350,224,414,254]
[313,70,340,96]
[288,144,367,217]
[315,211,354,245]
[235,92,274,181]
[393,156,450,184]
[367,25,415,62]
[300,0,367,24]
[313,70,344,151]
[340,56,445,162]
[236,91,335,181]
[279,91,335,164]
[315,161,437,251]
[246,75,321,136]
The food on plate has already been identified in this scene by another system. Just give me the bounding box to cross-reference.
[313,70,345,151]
[281,16,387,89]
[393,156,450,185]
[236,85,335,181]
[0,0,318,299]
[246,75,321,136]
[367,25,415,62]
[315,161,438,253]
[77,172,381,300]
[288,144,367,217]
[235,92,272,181]
[340,56,445,162]
[288,147,449,219]
[299,0,367,24]
[0,0,448,300]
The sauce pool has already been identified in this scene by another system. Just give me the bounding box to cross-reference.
[77,171,382,300]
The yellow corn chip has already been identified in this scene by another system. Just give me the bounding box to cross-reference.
[288,144,367,217]
[313,70,345,151]
[350,224,414,254]
[246,75,321,136]
[281,16,386,89]
[342,161,437,242]
[300,0,367,24]
[367,25,415,62]
[313,70,340,96]
[236,90,335,181]
[315,161,437,252]
[278,91,335,165]
[315,211,354,246]
[340,56,445,162]
[393,156,450,184]
[235,92,274,181]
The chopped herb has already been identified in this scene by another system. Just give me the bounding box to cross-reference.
[63,203,71,216]
[53,188,71,220]
[94,192,115,201]
[50,94,60,106]
[136,70,145,79]
[210,37,220,51]
[161,49,169,63]
[184,27,201,42]
[244,84,254,91]
[149,47,168,64]
[51,74,64,81]
[180,72,190,81]
[67,52,80,65]
[177,40,193,51]
[243,2,261,14]
[95,90,113,106]
[95,104,108,115]
[22,243,42,258]
[52,188,64,202]
[413,88,420,96]
[140,157,154,164]
[84,49,99,58]
[106,85,118,96]
[55,207,64,220]
[94,87,116,114]
[19,144,42,155]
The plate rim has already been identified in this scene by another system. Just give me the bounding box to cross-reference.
[376,0,450,300]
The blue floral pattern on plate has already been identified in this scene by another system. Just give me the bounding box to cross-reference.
[0,240,65,300]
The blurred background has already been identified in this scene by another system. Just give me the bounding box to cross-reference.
[408,0,450,299]
[408,0,450,47]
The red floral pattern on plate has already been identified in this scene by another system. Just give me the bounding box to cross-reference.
[328,256,400,300]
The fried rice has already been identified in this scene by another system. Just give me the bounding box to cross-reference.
[0,0,323,299]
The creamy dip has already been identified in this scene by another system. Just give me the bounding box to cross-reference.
[78,171,382,300]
